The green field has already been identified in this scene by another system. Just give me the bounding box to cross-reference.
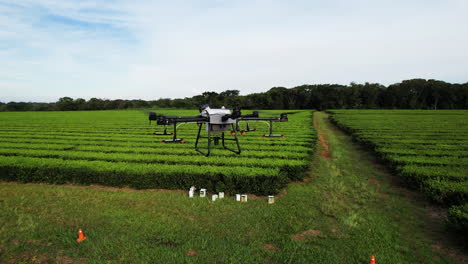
[0,110,315,195]
[328,110,468,235]
[1,111,463,264]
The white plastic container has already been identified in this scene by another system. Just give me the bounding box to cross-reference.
[236,194,241,201]
[212,194,218,201]
[241,194,248,202]
[268,195,275,204]
[189,186,196,198]
[219,192,224,198]
[200,189,206,198]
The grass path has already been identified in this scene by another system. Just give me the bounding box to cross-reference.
[0,112,462,263]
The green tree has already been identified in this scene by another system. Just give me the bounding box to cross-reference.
[219,90,240,107]
[56,97,76,111]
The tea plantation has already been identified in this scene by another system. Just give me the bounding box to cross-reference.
[0,110,315,195]
[328,110,468,234]
[1,111,465,263]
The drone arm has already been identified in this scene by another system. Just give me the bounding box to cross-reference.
[167,117,208,123]
[239,117,279,121]
[240,113,288,122]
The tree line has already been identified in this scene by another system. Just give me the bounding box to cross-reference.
[1,79,467,111]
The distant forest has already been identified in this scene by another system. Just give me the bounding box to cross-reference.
[1,79,467,111]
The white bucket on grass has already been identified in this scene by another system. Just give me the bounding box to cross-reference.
[268,196,275,204]
[241,194,248,202]
[200,189,206,197]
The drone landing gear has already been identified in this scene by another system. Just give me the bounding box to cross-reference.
[195,123,241,157]
[262,120,284,138]
[262,134,284,138]
[153,125,173,136]
[234,121,256,135]
[160,123,185,144]
[161,139,185,144]
[240,122,256,135]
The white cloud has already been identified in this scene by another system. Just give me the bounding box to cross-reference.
[0,0,467,102]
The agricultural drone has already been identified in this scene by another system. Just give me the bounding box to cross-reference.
[148,105,288,156]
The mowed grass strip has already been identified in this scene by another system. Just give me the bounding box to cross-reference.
[328,109,468,235]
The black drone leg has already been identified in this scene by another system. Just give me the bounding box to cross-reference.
[195,123,211,156]
[207,129,212,156]
[195,122,203,149]
[222,124,241,154]
[232,120,240,134]
[240,121,246,135]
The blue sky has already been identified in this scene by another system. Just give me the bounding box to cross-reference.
[1,0,467,102]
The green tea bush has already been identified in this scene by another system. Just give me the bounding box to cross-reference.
[447,204,468,236]
[422,179,468,205]
[0,110,316,195]
[0,156,288,195]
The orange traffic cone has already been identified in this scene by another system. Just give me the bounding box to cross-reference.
[77,228,87,243]
[369,256,376,264]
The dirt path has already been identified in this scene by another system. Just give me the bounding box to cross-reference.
[313,117,331,160]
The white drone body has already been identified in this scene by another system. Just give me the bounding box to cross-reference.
[200,106,236,133]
